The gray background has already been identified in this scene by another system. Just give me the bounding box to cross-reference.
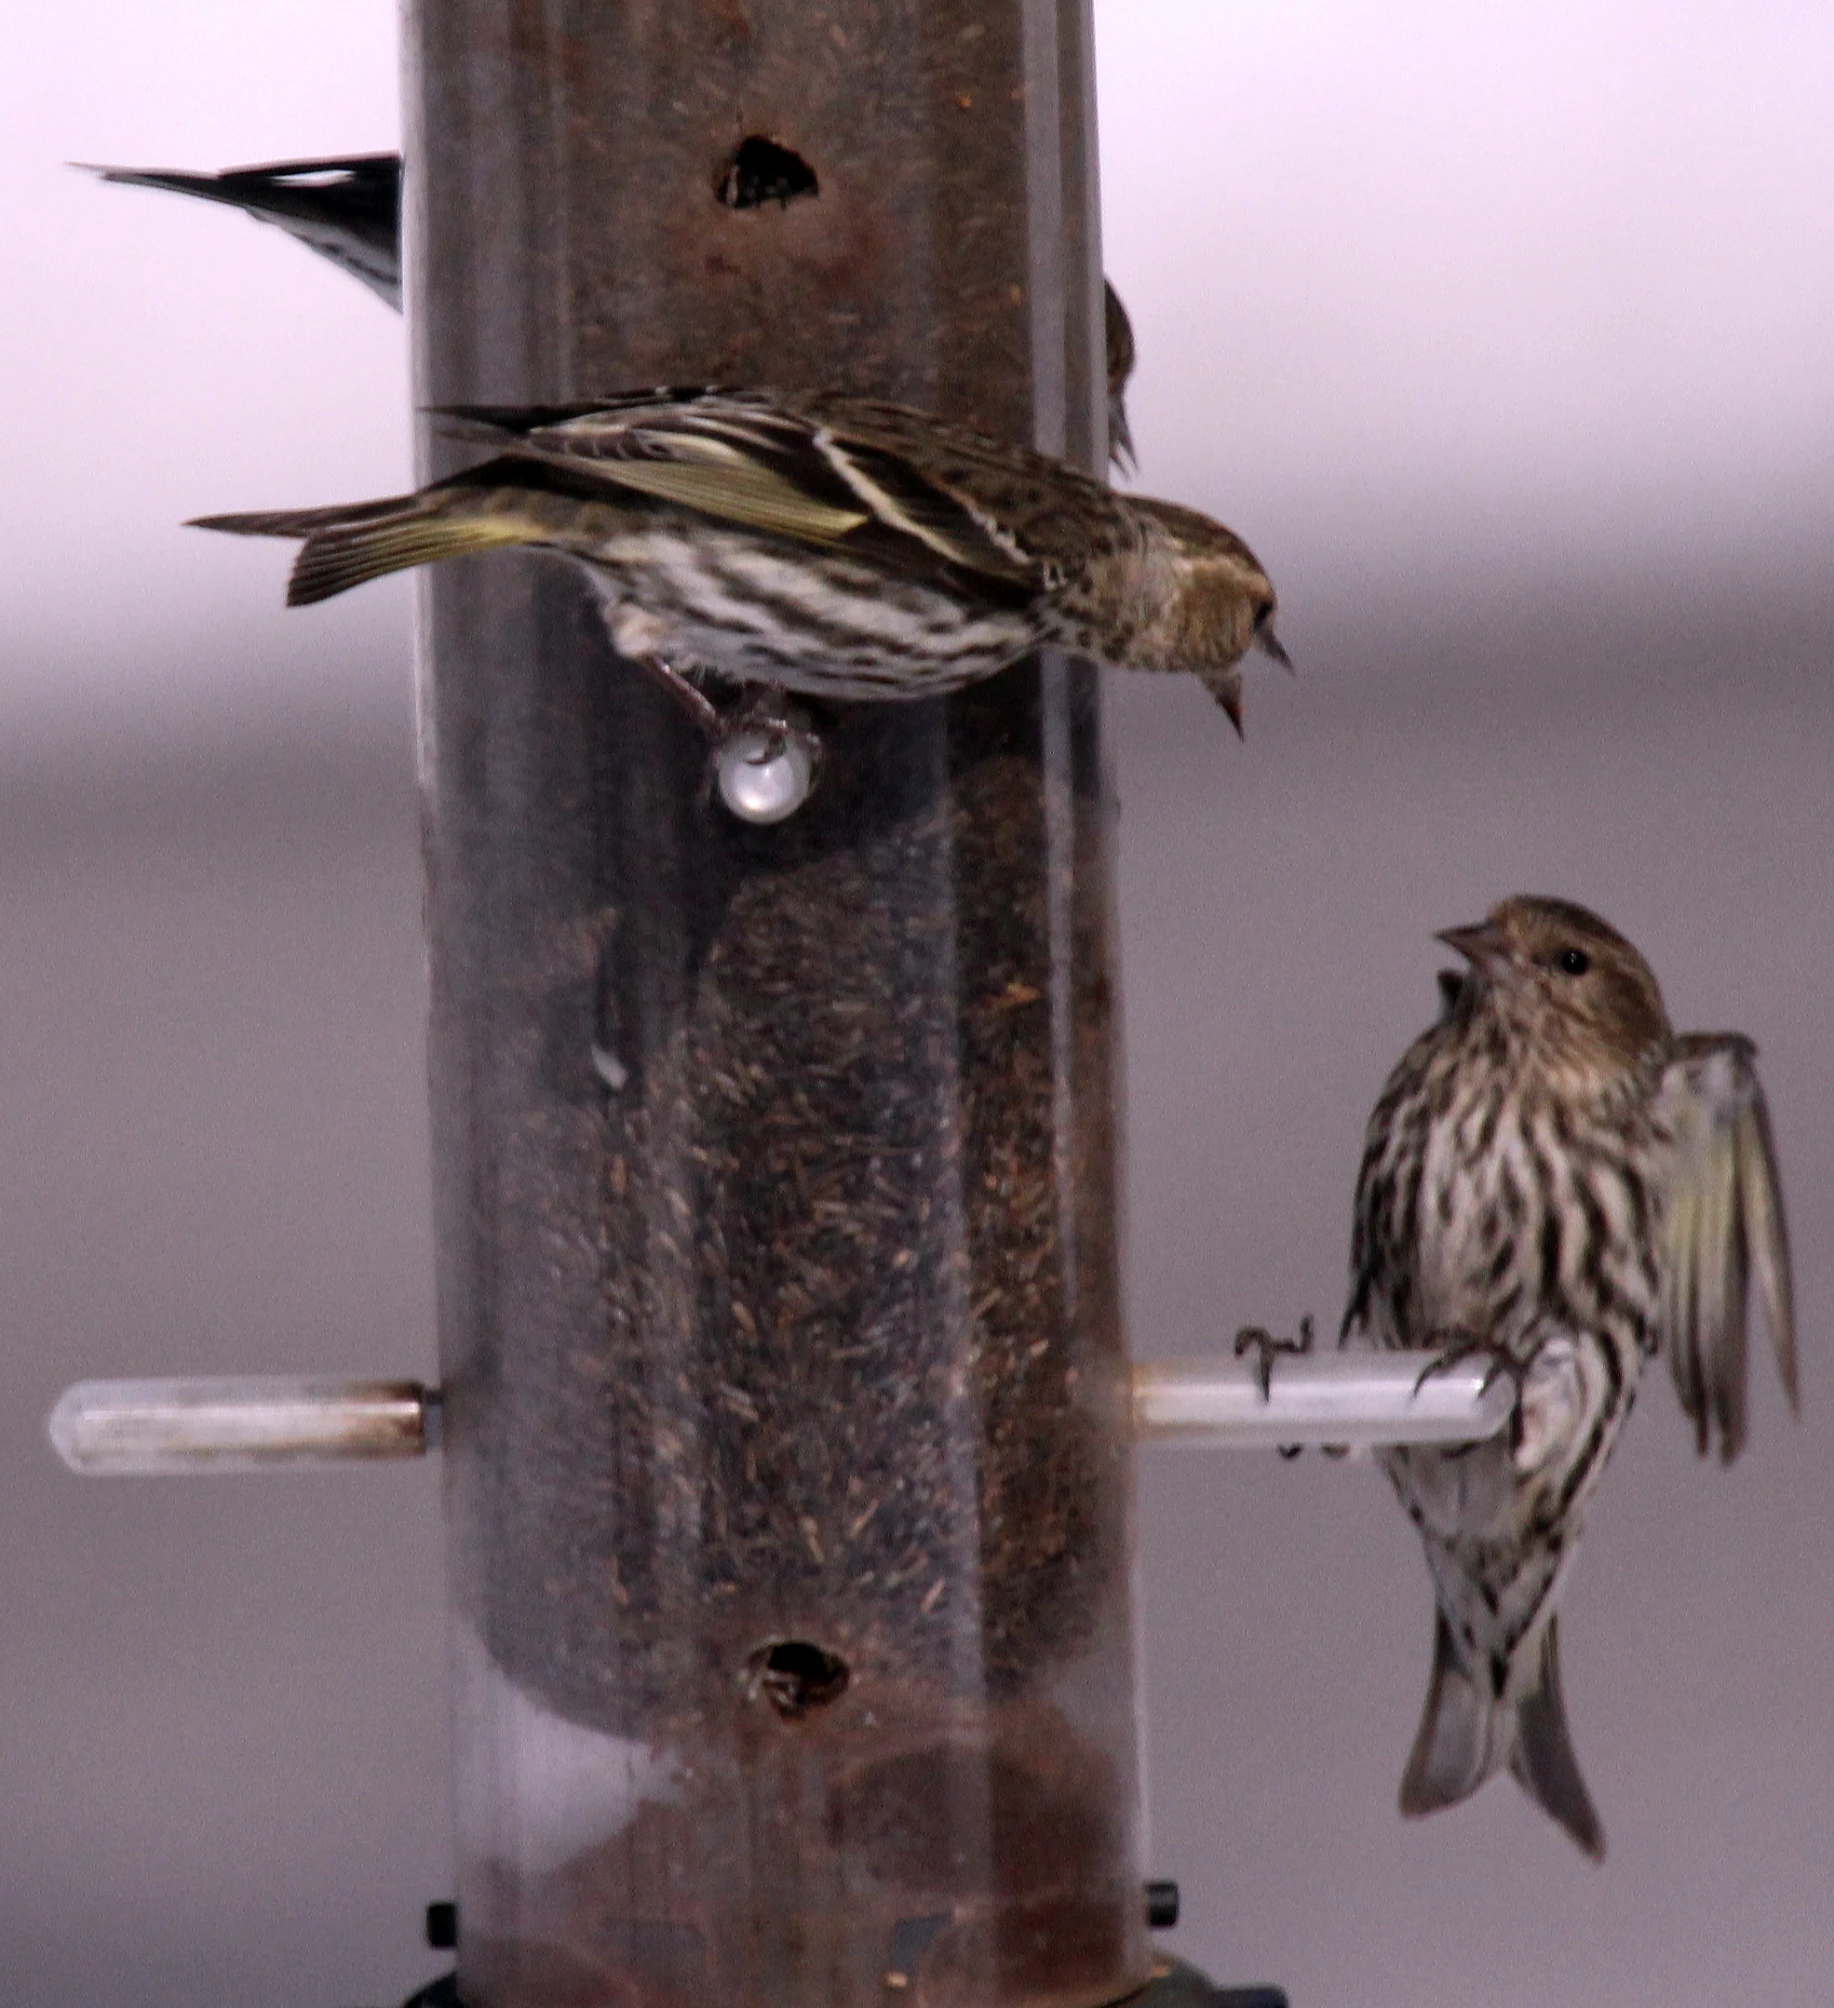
[3,3,1831,2003]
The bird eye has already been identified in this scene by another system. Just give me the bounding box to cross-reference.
[1252,600,1273,632]
[1557,947,1591,976]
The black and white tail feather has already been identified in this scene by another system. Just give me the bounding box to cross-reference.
[80,155,402,307]
[86,159,1146,473]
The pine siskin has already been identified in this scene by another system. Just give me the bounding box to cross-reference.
[1344,895,1797,1860]
[81,155,401,308]
[88,153,1142,469]
[189,388,1283,732]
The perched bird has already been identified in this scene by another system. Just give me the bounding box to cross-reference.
[1344,896,1797,1859]
[88,154,1142,470]
[79,155,401,307]
[189,388,1284,734]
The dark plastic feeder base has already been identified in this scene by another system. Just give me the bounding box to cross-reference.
[1137,1953,1290,2008]
[396,1953,1287,2008]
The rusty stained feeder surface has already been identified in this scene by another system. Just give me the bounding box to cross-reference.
[402,4,1140,2008]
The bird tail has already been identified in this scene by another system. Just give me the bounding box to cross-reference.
[189,488,539,606]
[1400,1609,1605,1860]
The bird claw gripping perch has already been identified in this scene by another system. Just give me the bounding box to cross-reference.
[620,654,822,824]
[1233,1316,1317,1402]
[1233,1318,1317,1460]
[721,685,816,763]
[712,693,823,826]
[1412,1329,1543,1448]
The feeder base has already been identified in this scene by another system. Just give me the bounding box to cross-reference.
[394,1953,1286,2008]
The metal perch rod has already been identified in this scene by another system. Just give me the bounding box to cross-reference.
[49,1357,1510,1474]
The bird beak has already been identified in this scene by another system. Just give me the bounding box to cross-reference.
[1256,624,1294,674]
[1108,407,1137,476]
[1435,919,1507,970]
[1198,666,1245,738]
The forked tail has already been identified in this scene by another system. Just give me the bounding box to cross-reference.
[1400,1608,1605,1860]
[189,487,539,606]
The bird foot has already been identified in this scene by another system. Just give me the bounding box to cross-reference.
[719,685,818,761]
[1413,1329,1531,1402]
[708,690,824,823]
[1414,1330,1539,1449]
[1233,1314,1315,1402]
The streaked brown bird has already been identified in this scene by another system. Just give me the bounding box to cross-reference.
[87,155,1144,472]
[1344,895,1797,1860]
[190,388,1284,735]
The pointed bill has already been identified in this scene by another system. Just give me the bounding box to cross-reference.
[1256,623,1293,673]
[1435,919,1507,970]
[1196,665,1244,737]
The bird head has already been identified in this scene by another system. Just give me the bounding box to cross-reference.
[1436,896,1672,1079]
[1124,498,1288,734]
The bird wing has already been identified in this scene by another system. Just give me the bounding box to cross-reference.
[800,395,1116,572]
[1656,1032,1798,1463]
[437,392,1055,589]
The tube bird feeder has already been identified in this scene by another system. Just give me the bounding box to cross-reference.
[405,6,1131,2006]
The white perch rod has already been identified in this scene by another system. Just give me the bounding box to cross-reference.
[1134,1353,1514,1450]
[48,1377,435,1474]
[48,1354,1509,1473]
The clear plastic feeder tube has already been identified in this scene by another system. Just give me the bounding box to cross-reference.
[402,7,1139,2008]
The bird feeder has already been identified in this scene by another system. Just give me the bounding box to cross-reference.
[408,11,1137,2001]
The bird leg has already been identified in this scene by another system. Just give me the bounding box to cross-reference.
[629,663,826,792]
[1233,1314,1315,1402]
[628,652,725,740]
